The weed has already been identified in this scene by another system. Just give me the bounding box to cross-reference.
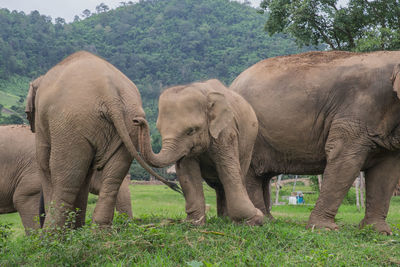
[0,185,399,266]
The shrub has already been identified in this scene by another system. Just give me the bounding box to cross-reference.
[0,223,12,252]
[342,189,356,205]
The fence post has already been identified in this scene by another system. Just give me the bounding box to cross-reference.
[360,172,365,209]
[292,175,298,192]
[275,174,282,205]
[317,175,322,191]
[355,176,360,212]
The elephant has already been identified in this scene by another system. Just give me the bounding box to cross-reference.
[229,50,400,234]
[25,75,43,133]
[28,51,179,229]
[137,79,264,225]
[0,125,133,233]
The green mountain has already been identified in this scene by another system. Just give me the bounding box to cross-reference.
[0,0,311,177]
[0,0,309,100]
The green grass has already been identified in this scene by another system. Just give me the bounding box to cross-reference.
[1,184,400,266]
[0,75,30,115]
[0,75,30,98]
[0,90,20,108]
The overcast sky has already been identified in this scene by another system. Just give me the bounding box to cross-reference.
[0,0,263,22]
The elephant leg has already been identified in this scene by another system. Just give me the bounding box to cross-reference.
[246,167,267,214]
[92,146,131,227]
[35,132,52,216]
[215,185,228,217]
[13,180,41,233]
[115,177,133,218]
[360,153,400,235]
[72,168,93,229]
[262,176,274,217]
[246,168,274,220]
[176,158,206,225]
[44,140,93,229]
[307,132,369,230]
[211,137,263,226]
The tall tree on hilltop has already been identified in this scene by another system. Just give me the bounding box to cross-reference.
[96,3,110,13]
[258,0,400,51]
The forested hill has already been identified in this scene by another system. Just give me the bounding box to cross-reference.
[0,0,309,103]
[0,0,312,177]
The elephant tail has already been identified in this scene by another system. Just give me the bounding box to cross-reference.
[108,102,182,194]
[25,76,44,133]
[39,190,45,228]
[392,64,400,99]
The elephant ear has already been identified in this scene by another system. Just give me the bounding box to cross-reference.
[392,64,400,99]
[207,91,234,139]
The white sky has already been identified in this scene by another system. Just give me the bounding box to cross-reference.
[0,0,263,22]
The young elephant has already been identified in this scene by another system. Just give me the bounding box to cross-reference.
[230,51,400,234]
[30,51,179,229]
[138,79,264,225]
[0,125,133,233]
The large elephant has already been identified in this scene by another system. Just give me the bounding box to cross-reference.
[29,51,179,229]
[137,79,264,225]
[0,125,133,233]
[229,51,400,234]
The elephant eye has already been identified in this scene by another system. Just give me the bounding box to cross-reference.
[186,127,196,136]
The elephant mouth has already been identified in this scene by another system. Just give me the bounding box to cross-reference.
[176,156,185,168]
[190,145,206,156]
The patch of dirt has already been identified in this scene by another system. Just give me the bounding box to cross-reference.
[257,50,357,71]
[0,123,29,129]
[1,107,15,115]
[274,51,354,65]
[131,180,166,185]
[271,178,311,187]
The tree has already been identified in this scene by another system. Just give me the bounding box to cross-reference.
[73,15,81,22]
[82,9,91,18]
[96,3,110,13]
[55,17,66,25]
[258,0,400,51]
[2,114,24,124]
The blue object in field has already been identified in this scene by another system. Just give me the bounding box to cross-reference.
[296,191,305,204]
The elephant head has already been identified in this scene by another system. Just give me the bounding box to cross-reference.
[138,79,234,168]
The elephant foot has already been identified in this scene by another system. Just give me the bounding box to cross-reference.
[245,209,264,226]
[265,212,275,221]
[360,218,392,235]
[185,213,206,226]
[92,222,112,231]
[307,214,338,231]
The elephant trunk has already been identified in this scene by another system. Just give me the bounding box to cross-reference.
[136,118,183,168]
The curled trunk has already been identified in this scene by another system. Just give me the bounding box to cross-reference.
[136,118,183,168]
[108,109,180,193]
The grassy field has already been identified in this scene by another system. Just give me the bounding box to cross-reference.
[0,90,20,108]
[1,183,400,266]
[0,76,30,117]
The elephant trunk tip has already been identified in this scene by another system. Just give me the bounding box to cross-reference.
[132,117,147,126]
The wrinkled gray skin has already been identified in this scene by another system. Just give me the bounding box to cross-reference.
[30,51,177,229]
[89,172,133,219]
[0,125,132,233]
[230,51,400,234]
[138,79,264,225]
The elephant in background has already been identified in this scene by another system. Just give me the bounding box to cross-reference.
[137,79,264,225]
[0,125,133,233]
[230,51,400,234]
[89,172,132,219]
[29,51,179,229]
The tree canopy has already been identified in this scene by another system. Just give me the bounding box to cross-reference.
[0,0,308,123]
[0,0,311,178]
[259,0,400,51]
